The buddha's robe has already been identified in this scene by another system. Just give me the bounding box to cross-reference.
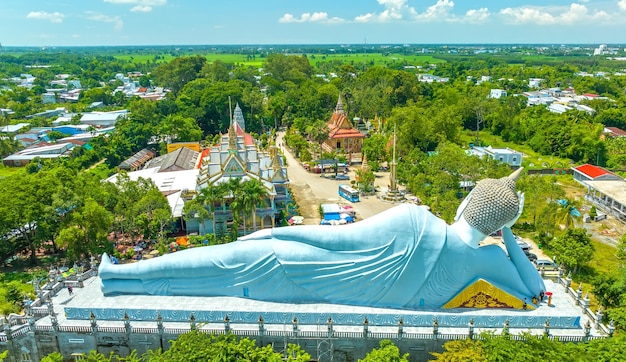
[99,204,543,309]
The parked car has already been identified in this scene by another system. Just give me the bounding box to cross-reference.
[334,174,350,181]
[517,241,531,253]
[525,252,538,262]
[534,259,558,270]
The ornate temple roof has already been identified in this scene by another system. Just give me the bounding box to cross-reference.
[196,104,288,194]
[327,95,365,140]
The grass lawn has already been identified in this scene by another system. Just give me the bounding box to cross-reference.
[0,164,23,178]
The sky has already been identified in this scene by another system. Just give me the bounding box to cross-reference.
[1,0,626,46]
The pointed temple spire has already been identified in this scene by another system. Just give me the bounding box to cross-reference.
[233,102,246,132]
[228,108,237,152]
[361,152,370,172]
[335,95,345,115]
[271,146,282,171]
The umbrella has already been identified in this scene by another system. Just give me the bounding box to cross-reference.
[176,236,190,246]
[545,291,553,297]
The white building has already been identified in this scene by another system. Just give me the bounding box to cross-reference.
[489,89,507,99]
[469,146,522,167]
[80,110,128,127]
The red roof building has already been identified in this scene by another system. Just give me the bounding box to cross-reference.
[322,96,365,162]
[572,164,621,183]
[603,127,626,138]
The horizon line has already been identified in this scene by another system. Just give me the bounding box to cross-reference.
[1,42,623,49]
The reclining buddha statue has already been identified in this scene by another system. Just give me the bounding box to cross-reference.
[99,168,544,310]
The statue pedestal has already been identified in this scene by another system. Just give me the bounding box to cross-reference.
[63,278,582,331]
[381,189,405,203]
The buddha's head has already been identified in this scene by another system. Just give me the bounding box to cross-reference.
[455,168,522,236]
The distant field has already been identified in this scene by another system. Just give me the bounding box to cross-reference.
[113,52,445,68]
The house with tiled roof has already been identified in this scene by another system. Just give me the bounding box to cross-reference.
[322,96,365,163]
[603,127,626,138]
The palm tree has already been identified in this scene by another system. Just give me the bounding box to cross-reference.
[224,177,244,235]
[195,183,228,236]
[555,197,582,231]
[239,179,269,232]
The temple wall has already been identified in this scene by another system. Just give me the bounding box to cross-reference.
[0,325,606,362]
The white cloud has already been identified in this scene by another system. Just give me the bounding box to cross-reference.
[26,11,65,23]
[355,0,466,23]
[85,12,124,31]
[464,8,490,24]
[619,0,626,11]
[355,0,418,22]
[104,0,166,12]
[414,0,454,21]
[500,3,613,25]
[131,6,152,12]
[279,12,345,24]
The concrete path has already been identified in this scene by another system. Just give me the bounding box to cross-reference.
[277,132,399,224]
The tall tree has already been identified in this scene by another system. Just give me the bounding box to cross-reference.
[152,55,206,95]
[235,179,269,233]
[552,228,594,273]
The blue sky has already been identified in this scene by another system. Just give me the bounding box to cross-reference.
[2,0,626,46]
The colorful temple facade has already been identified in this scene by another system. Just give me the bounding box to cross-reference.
[322,96,365,162]
[187,104,291,235]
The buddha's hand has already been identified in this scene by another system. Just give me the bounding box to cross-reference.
[502,192,524,229]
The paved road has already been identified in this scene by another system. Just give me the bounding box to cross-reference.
[277,132,399,224]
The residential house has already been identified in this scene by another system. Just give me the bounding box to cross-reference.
[0,123,29,135]
[143,147,199,173]
[528,78,543,88]
[489,89,507,99]
[80,110,128,127]
[469,146,522,167]
[2,142,73,166]
[119,149,157,171]
[603,127,626,138]
[25,107,66,120]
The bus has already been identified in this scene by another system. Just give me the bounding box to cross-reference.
[338,184,360,203]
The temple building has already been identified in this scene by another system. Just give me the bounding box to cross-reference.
[187,103,291,235]
[322,96,365,163]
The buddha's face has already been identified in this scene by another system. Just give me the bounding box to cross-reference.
[458,177,520,236]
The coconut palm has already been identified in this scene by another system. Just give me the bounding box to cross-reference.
[224,177,244,235]
[239,179,269,232]
[189,183,229,236]
[555,197,582,231]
